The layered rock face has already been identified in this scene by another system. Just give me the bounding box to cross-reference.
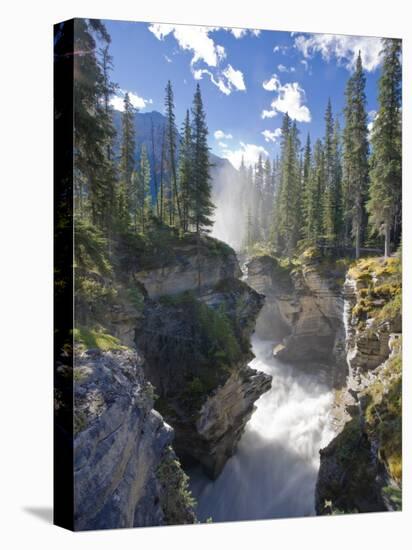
[134,235,241,299]
[316,257,402,514]
[73,349,196,530]
[344,274,401,377]
[74,232,271,521]
[135,260,272,479]
[246,255,346,368]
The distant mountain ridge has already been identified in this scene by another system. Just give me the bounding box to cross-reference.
[112,110,238,198]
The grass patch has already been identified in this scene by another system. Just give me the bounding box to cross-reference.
[73,326,126,351]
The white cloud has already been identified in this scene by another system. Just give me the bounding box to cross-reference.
[193,65,246,95]
[148,23,247,95]
[219,142,229,148]
[300,59,309,70]
[294,33,383,72]
[193,68,231,95]
[230,28,247,39]
[110,90,153,112]
[229,28,261,39]
[261,76,311,122]
[223,64,246,91]
[214,130,233,140]
[277,64,296,73]
[221,141,269,169]
[148,24,223,67]
[164,55,172,63]
[261,128,282,143]
[273,45,288,54]
[261,109,278,119]
[367,110,378,138]
[263,75,281,92]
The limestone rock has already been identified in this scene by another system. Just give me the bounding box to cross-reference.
[134,237,241,299]
[247,255,346,367]
[134,272,271,479]
[73,349,196,530]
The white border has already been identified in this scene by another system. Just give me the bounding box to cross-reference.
[0,1,410,549]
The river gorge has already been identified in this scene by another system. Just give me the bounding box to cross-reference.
[70,228,402,529]
[190,334,336,521]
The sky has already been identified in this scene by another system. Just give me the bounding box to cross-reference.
[102,19,386,169]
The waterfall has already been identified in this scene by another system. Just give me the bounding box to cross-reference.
[189,335,337,522]
[342,275,358,392]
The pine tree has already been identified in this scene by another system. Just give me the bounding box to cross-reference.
[98,44,118,239]
[262,158,273,240]
[118,92,136,226]
[306,139,325,243]
[277,119,301,255]
[178,110,193,232]
[302,133,312,241]
[331,119,343,242]
[73,19,115,229]
[342,52,369,258]
[367,39,402,257]
[135,145,152,234]
[322,99,336,242]
[273,113,292,251]
[190,84,215,233]
[164,81,182,227]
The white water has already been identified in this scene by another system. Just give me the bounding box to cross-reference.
[189,336,336,522]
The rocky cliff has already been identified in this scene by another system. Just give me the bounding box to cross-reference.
[133,239,272,479]
[246,250,347,375]
[69,349,196,530]
[75,226,271,498]
[316,256,402,514]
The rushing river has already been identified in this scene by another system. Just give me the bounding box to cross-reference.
[189,335,336,522]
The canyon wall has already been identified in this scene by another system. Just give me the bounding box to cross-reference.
[316,256,402,514]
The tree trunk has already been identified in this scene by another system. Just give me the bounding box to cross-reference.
[355,224,361,259]
[384,222,391,257]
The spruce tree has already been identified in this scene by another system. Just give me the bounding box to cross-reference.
[73,19,115,228]
[367,39,402,256]
[137,145,152,234]
[190,84,214,233]
[164,80,182,227]
[262,158,274,240]
[302,134,312,241]
[98,44,118,238]
[306,139,325,243]
[322,99,336,243]
[277,120,301,255]
[342,52,369,258]
[118,92,136,226]
[178,110,193,232]
[331,119,343,243]
[273,113,292,251]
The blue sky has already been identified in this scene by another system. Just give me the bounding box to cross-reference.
[102,19,384,168]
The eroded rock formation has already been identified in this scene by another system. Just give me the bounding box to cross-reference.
[316,257,402,514]
[246,254,346,370]
[72,349,196,530]
[134,242,271,479]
